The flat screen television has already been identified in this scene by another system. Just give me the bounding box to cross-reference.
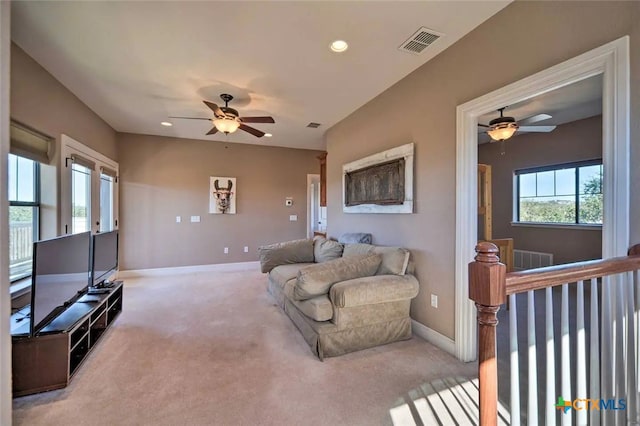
[91,230,119,287]
[30,232,91,336]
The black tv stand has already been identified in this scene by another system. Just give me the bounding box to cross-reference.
[11,281,123,397]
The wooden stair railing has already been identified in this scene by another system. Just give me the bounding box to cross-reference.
[469,242,640,425]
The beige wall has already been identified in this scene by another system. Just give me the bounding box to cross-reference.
[325,1,639,339]
[117,133,322,270]
[10,43,117,235]
[478,115,602,265]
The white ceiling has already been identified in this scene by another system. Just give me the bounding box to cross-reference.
[477,74,603,143]
[11,1,511,150]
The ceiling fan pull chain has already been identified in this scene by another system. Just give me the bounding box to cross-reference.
[500,140,506,155]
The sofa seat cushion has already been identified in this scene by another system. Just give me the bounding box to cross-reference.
[294,253,382,301]
[270,263,315,288]
[292,295,333,322]
[258,239,315,273]
[314,237,343,263]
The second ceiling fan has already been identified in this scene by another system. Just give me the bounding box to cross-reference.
[479,107,556,142]
[171,94,275,137]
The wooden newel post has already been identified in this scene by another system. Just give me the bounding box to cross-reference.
[469,242,506,426]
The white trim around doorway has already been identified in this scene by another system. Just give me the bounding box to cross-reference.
[454,36,630,362]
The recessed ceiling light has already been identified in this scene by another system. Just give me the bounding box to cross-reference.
[330,40,348,53]
[264,133,273,138]
[161,121,173,127]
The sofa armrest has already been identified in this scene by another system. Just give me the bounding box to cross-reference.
[329,274,419,308]
[258,239,314,273]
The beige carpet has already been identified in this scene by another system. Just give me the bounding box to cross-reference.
[13,268,477,425]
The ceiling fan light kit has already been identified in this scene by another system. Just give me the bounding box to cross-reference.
[213,117,240,134]
[487,121,519,141]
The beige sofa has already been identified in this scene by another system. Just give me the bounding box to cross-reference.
[259,237,419,360]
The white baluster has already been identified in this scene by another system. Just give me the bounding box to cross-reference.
[576,281,586,426]
[590,278,600,426]
[527,291,538,425]
[601,275,614,424]
[615,273,626,425]
[626,271,638,423]
[509,293,521,426]
[545,287,556,426]
[561,284,571,425]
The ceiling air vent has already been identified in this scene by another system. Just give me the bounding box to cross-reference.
[307,122,321,128]
[399,27,442,55]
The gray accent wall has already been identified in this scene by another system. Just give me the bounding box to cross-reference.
[478,115,603,265]
[325,1,640,339]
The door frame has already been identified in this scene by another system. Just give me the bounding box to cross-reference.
[306,174,320,238]
[454,36,630,361]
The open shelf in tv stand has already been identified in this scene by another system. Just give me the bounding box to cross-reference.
[11,280,123,397]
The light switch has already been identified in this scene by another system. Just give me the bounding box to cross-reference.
[190,216,200,223]
[244,246,249,253]
[176,216,181,223]
[224,247,229,254]
[289,215,298,221]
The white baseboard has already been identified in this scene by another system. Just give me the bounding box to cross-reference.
[412,319,456,357]
[119,261,260,278]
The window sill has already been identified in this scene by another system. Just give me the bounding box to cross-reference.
[511,222,602,231]
[10,277,31,299]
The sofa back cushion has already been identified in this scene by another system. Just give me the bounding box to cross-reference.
[373,246,411,276]
[294,253,381,301]
[342,243,375,257]
[314,237,344,263]
[343,244,410,276]
[258,239,314,273]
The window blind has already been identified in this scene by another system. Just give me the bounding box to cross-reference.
[10,120,52,164]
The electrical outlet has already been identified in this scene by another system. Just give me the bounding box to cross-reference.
[431,294,438,308]
[176,216,181,223]
[224,247,229,254]
[243,246,249,253]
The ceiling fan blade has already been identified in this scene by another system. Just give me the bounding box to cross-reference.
[518,113,552,126]
[240,116,275,124]
[477,123,490,128]
[206,127,219,135]
[239,124,265,138]
[169,116,211,121]
[203,101,225,118]
[518,125,557,132]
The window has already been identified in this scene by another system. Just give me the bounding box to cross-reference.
[516,160,603,225]
[99,171,115,232]
[8,154,39,281]
[71,162,92,233]
[61,135,118,235]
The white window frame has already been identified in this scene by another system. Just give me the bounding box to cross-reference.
[513,160,603,226]
[60,135,119,235]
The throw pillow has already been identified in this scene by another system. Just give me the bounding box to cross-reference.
[294,253,382,301]
[258,239,314,273]
[342,243,375,257]
[313,237,344,263]
[373,246,411,275]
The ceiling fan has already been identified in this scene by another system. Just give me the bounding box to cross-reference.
[478,107,556,142]
[170,94,275,137]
